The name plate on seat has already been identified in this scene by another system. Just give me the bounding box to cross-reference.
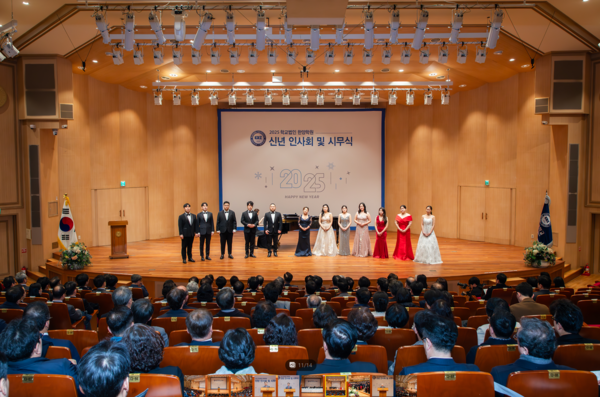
[129,374,141,383]
[171,317,177,322]
[444,372,456,381]
[22,374,34,383]
[585,344,594,351]
[67,329,74,335]
[548,370,560,379]
[507,345,517,352]
[224,316,231,321]
[241,302,247,306]
[190,346,199,353]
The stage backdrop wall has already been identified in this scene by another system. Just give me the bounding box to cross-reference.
[219,110,384,223]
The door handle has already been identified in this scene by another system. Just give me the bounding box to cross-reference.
[482,213,483,219]
[485,213,488,220]
[123,210,126,217]
[120,210,122,217]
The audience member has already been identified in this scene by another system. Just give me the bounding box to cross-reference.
[263,313,298,346]
[336,278,350,297]
[0,286,24,311]
[158,287,189,318]
[101,286,133,320]
[232,281,244,298]
[313,304,337,329]
[436,278,449,292]
[305,280,317,296]
[396,287,418,308]
[525,276,538,289]
[177,309,220,346]
[131,298,169,346]
[247,277,260,293]
[409,281,424,298]
[421,289,442,309]
[385,304,409,329]
[93,275,108,292]
[550,299,600,345]
[75,273,91,290]
[0,353,8,397]
[77,339,130,397]
[52,284,84,324]
[15,271,28,291]
[105,274,119,291]
[510,282,550,321]
[388,281,402,303]
[465,277,484,301]
[358,276,370,290]
[28,282,42,298]
[372,292,389,317]
[131,274,149,298]
[215,328,257,374]
[214,288,250,318]
[483,273,509,300]
[38,276,51,294]
[252,301,277,329]
[2,276,15,291]
[346,277,355,291]
[429,299,453,319]
[257,275,265,289]
[283,272,295,287]
[107,306,134,341]
[476,298,521,345]
[307,294,322,309]
[187,280,200,293]
[377,278,389,293]
[216,276,227,290]
[197,282,214,303]
[263,282,290,309]
[467,309,516,364]
[416,274,428,289]
[533,275,552,301]
[553,276,566,289]
[347,307,378,345]
[354,288,371,308]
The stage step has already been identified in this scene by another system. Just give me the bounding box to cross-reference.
[25,269,47,281]
[564,265,583,283]
[563,263,571,272]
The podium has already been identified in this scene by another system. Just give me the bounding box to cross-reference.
[377,388,388,397]
[261,388,275,397]
[284,389,295,397]
[108,221,129,259]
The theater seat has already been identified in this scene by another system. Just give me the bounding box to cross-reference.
[490,288,514,305]
[451,307,471,322]
[47,303,85,330]
[253,345,309,375]
[553,344,600,371]
[83,292,114,318]
[295,308,316,329]
[212,316,251,333]
[0,308,23,323]
[317,345,388,374]
[8,374,77,397]
[153,317,188,336]
[506,370,598,397]
[521,314,554,325]
[45,346,72,360]
[326,302,342,316]
[168,329,224,346]
[466,315,488,329]
[297,328,324,362]
[128,373,183,397]
[98,317,109,340]
[415,372,494,397]
[453,296,467,307]
[455,327,477,353]
[234,301,257,315]
[570,294,600,305]
[535,294,566,308]
[406,307,424,329]
[161,346,223,375]
[464,301,487,318]
[577,300,600,325]
[368,328,417,361]
[473,344,520,373]
[579,326,600,341]
[393,345,466,375]
[246,328,267,346]
[290,316,303,330]
[188,302,219,310]
[47,329,99,357]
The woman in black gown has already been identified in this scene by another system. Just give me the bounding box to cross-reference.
[295,207,312,256]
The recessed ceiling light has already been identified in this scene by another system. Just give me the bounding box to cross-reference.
[189,40,193,43]
[365,69,373,72]
[334,70,340,73]
[237,70,245,73]
[270,70,276,73]
[584,0,589,2]
[459,84,467,87]
[398,69,404,72]
[429,73,437,76]
[220,69,229,73]
[140,86,147,89]
[206,70,212,73]
[161,76,170,80]
[23,1,29,5]
[521,64,530,68]
[509,58,515,62]
[381,68,390,73]
[436,75,445,79]
[77,66,84,70]
[169,73,177,77]
[92,60,98,63]
[493,50,503,55]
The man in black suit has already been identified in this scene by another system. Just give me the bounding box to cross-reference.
[550,299,600,345]
[263,203,283,257]
[52,284,84,325]
[175,309,220,346]
[196,201,214,261]
[240,200,259,259]
[466,309,517,364]
[483,273,510,300]
[158,288,190,318]
[213,288,250,319]
[0,286,24,311]
[178,203,197,264]
[77,339,130,397]
[216,201,237,259]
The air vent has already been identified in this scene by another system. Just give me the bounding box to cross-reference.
[60,103,74,119]
[220,69,230,73]
[24,63,57,117]
[29,145,42,245]
[566,144,579,243]
[535,98,549,114]
[380,68,390,73]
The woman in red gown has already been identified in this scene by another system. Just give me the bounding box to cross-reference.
[373,207,389,259]
[393,205,415,260]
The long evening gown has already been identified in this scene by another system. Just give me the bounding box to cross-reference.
[313,213,338,257]
[352,212,372,257]
[373,216,389,259]
[295,215,312,257]
[393,215,414,260]
[413,217,443,265]
[338,214,351,256]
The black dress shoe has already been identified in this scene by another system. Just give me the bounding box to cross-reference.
[274,252,278,257]
[220,255,224,260]
[245,254,249,259]
[206,257,211,261]
[201,257,205,261]
[268,252,272,257]
[189,258,196,262]
[228,254,234,259]
[183,260,187,264]
[250,254,256,258]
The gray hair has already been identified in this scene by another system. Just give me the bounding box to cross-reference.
[517,317,557,359]
[112,286,133,306]
[15,272,27,284]
[187,281,199,293]
[307,294,322,308]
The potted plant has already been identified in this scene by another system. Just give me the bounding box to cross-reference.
[59,242,92,270]
[524,241,556,268]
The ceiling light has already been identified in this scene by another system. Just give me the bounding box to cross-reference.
[364,10,374,50]
[352,90,361,105]
[438,46,449,64]
[310,25,321,51]
[192,49,201,65]
[424,90,433,105]
[94,12,111,44]
[154,91,162,105]
[370,91,379,105]
[284,15,293,45]
[381,46,392,65]
[226,11,235,45]
[335,23,345,45]
[412,8,429,50]
[437,76,445,80]
[133,47,144,65]
[389,10,400,44]
[153,44,164,65]
[228,46,240,65]
[457,46,468,64]
[256,9,266,51]
[449,10,464,44]
[228,90,236,106]
[344,45,353,65]
[306,48,316,65]
[406,90,414,105]
[171,7,188,42]
[429,73,437,76]
[264,90,273,106]
[398,69,404,72]
[324,45,335,65]
[248,44,258,65]
[316,90,325,106]
[509,58,515,62]
[267,44,278,65]
[23,2,29,5]
[92,59,98,63]
[169,73,177,77]
[246,90,255,106]
[486,8,504,49]
[335,69,340,73]
[191,91,200,106]
[173,91,181,106]
[335,90,343,105]
[210,45,220,65]
[148,11,166,45]
[494,50,503,55]
[193,12,214,49]
[419,46,430,64]
[365,69,373,73]
[363,49,373,65]
[282,90,290,105]
[459,84,467,87]
[111,45,124,65]
[206,70,211,73]
[140,85,147,89]
[475,46,487,64]
[236,70,245,73]
[172,45,183,65]
[522,64,530,68]
[287,47,297,65]
[123,12,135,51]
[401,46,411,65]
[388,90,397,105]
[300,91,308,106]
[441,90,450,105]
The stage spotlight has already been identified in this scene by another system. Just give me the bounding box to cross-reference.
[424,90,433,105]
[300,91,308,106]
[264,90,273,105]
[192,48,201,65]
[364,10,374,50]
[316,90,325,105]
[370,91,379,105]
[457,45,468,64]
[475,45,487,64]
[246,90,255,106]
[286,46,297,65]
[419,45,430,64]
[173,91,181,106]
[438,45,449,64]
[192,12,213,49]
[226,11,235,45]
[94,12,111,44]
[335,23,345,45]
[111,44,124,65]
[381,45,392,65]
[310,25,320,51]
[449,9,464,44]
[324,45,335,65]
[284,15,293,45]
[124,11,135,51]
[133,46,144,65]
[1,34,19,58]
[154,91,162,105]
[486,7,504,49]
[441,89,450,105]
[172,45,184,65]
[228,90,236,106]
[249,44,258,65]
[191,90,200,106]
[282,90,290,105]
[210,44,220,65]
[267,44,278,65]
[388,90,397,105]
[172,7,188,42]
[401,46,411,65]
[335,90,343,105]
[228,45,240,65]
[352,90,361,106]
[343,45,353,65]
[406,90,414,105]
[390,10,400,44]
[210,90,219,105]
[306,48,315,65]
[256,9,266,51]
[362,49,373,65]
[149,11,166,45]
[412,8,429,50]
[152,43,164,65]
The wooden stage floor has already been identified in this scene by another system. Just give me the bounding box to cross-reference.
[82,231,542,283]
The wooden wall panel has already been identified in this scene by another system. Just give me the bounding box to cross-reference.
[384,105,409,232]
[40,131,59,261]
[407,105,433,225]
[196,105,220,211]
[589,62,600,204]
[119,86,148,188]
[458,85,488,187]
[0,64,20,206]
[549,125,568,258]
[172,105,198,231]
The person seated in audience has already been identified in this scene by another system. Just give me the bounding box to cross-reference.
[329,275,341,291]
[105,275,119,292]
[158,287,190,318]
[93,275,108,293]
[197,282,215,303]
[377,278,389,294]
[76,273,91,291]
[283,272,296,288]
[347,307,378,345]
[188,280,200,293]
[160,286,194,312]
[1,318,78,385]
[491,317,573,387]
[419,289,442,309]
[0,286,25,311]
[550,299,600,345]
[436,278,449,292]
[429,299,453,320]
[385,304,409,329]
[230,276,240,287]
[215,328,258,374]
[252,301,277,329]
[2,276,15,291]
[130,274,149,298]
[532,275,552,301]
[101,286,134,319]
[216,276,227,290]
[483,273,509,300]
[395,287,418,308]
[64,281,94,315]
[304,280,318,297]
[37,276,51,295]
[336,278,351,297]
[156,280,175,302]
[388,273,399,284]
[372,292,389,317]
[48,277,60,292]
[399,311,479,375]
[214,288,251,319]
[476,298,521,345]
[466,277,484,301]
[307,294,322,309]
[263,282,290,310]
[388,281,402,303]
[77,339,130,397]
[23,301,80,361]
[416,274,428,289]
[122,323,184,393]
[313,303,337,329]
[0,353,8,397]
[357,276,370,291]
[405,276,415,288]
[300,320,377,374]
[15,271,28,291]
[131,298,168,346]
[353,288,371,308]
[263,313,298,346]
[409,281,424,300]
[467,309,516,364]
[52,284,88,327]
[346,277,355,291]
[510,282,550,321]
[175,309,220,346]
[246,276,260,293]
[107,306,134,341]
[313,276,324,291]
[525,276,538,289]
[232,281,245,299]
[27,282,42,298]
[553,276,566,289]
[539,271,550,279]
[189,276,200,284]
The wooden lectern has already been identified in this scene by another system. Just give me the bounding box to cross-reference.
[377,388,389,397]
[285,389,296,397]
[108,221,129,259]
[261,388,275,397]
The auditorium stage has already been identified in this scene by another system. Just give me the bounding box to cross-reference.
[45,231,565,298]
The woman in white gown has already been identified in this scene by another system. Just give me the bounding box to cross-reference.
[313,204,338,257]
[413,205,443,265]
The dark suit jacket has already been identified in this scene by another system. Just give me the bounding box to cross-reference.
[157,309,189,318]
[240,211,259,233]
[557,333,600,346]
[399,358,480,375]
[263,211,283,233]
[216,210,237,233]
[178,212,197,237]
[42,334,81,362]
[196,211,215,235]
[353,303,370,309]
[491,358,573,387]
[175,340,220,347]
[8,357,79,393]
[160,304,194,311]
[148,366,185,394]
[466,337,514,364]
[132,285,150,298]
[300,358,377,375]
[214,309,250,319]
[533,289,551,301]
[0,302,23,311]
[483,283,510,301]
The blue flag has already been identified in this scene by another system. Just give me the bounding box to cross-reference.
[538,193,553,247]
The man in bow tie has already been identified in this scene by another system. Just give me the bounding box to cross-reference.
[195,202,214,261]
[216,201,237,259]
[240,200,259,259]
[178,203,197,264]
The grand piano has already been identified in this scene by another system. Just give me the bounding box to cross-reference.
[281,214,340,243]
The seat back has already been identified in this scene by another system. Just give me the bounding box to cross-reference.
[393,345,465,375]
[253,345,309,375]
[47,302,84,330]
[83,292,114,317]
[275,308,291,316]
[128,286,146,301]
[570,294,600,305]
[288,302,301,316]
[325,302,342,316]
[490,288,514,305]
[23,296,47,303]
[451,307,470,321]
[406,307,424,328]
[46,346,71,360]
[465,300,487,318]
[64,297,85,312]
[246,328,267,346]
[317,345,388,374]
[553,344,600,371]
[234,301,257,315]
[152,302,169,318]
[8,374,77,397]
[296,297,308,308]
[521,314,554,325]
[466,315,488,329]
[47,329,99,356]
[506,370,598,397]
[368,328,417,361]
[168,329,224,346]
[580,326,600,341]
[297,328,324,362]
[476,307,487,315]
[341,308,353,317]
[577,300,600,325]
[473,344,520,373]
[161,346,223,375]
[281,291,299,301]
[242,292,263,302]
[550,288,573,298]
[289,316,303,331]
[453,296,467,307]
[331,296,353,305]
[0,308,23,323]
[153,317,188,336]
[189,302,219,309]
[375,316,389,327]
[535,294,567,307]
[295,308,316,329]
[455,327,478,353]
[415,372,494,397]
[212,316,251,333]
[128,373,183,397]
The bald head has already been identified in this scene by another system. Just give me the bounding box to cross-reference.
[307,294,322,308]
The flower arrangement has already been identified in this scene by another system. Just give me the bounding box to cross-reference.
[59,242,92,270]
[524,241,556,268]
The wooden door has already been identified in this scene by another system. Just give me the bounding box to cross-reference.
[484,188,512,245]
[121,187,148,243]
[0,216,15,279]
[94,189,122,246]
[459,187,486,242]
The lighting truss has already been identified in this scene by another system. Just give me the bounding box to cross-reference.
[364,10,374,50]
[310,25,320,51]
[343,45,353,65]
[256,9,266,51]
